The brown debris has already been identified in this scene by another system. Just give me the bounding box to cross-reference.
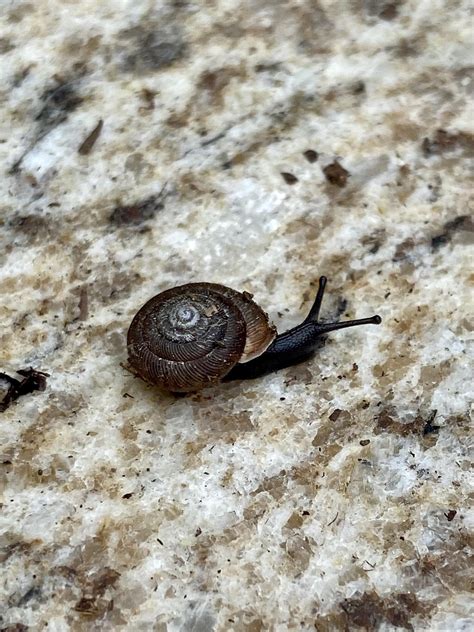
[329,409,342,422]
[78,119,103,155]
[0,368,49,413]
[303,149,318,163]
[323,160,350,187]
[281,172,299,185]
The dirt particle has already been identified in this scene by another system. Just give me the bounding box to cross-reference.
[329,409,342,422]
[78,119,103,155]
[323,160,349,187]
[281,172,298,185]
[303,149,318,163]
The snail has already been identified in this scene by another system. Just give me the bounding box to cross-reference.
[126,276,381,392]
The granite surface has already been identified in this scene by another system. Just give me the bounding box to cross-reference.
[0,1,473,630]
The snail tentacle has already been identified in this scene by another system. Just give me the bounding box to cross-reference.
[224,277,381,382]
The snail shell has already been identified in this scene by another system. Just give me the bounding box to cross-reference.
[127,283,276,392]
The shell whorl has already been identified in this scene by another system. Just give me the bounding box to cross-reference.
[127,283,275,392]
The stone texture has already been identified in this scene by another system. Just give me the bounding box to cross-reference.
[0,1,472,630]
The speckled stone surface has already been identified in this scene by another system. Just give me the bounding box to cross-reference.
[0,1,473,630]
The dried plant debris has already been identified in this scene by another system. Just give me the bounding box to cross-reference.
[78,119,103,155]
[0,368,49,413]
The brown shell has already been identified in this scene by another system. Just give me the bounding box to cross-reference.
[127,283,276,392]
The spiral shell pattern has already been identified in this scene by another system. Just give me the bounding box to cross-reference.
[127,283,276,392]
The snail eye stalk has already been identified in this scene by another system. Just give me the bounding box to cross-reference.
[303,275,327,323]
[224,276,381,382]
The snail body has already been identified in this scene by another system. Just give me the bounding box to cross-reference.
[127,277,381,392]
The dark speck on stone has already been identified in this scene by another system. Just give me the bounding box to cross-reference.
[303,149,318,163]
[323,160,350,187]
[281,172,298,185]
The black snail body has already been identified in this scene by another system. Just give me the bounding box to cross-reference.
[126,277,381,393]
